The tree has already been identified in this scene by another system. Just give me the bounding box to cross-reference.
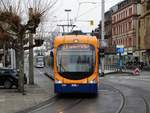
[0,0,58,93]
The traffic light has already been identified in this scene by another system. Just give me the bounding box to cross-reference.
[99,48,105,57]
[35,39,44,46]
[90,20,94,26]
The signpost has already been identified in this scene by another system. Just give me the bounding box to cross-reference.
[116,45,124,72]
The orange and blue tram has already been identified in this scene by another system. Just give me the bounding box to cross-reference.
[53,34,99,93]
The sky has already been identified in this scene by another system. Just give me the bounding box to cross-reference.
[47,0,124,33]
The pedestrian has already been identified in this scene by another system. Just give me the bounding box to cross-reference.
[139,62,144,70]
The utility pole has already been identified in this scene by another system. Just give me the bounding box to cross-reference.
[29,8,34,85]
[100,0,105,76]
[3,43,6,67]
[57,24,76,34]
[65,9,71,32]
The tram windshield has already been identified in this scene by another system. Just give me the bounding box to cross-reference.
[56,44,95,80]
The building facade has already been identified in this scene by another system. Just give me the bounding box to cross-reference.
[104,11,113,47]
[93,10,116,65]
[112,0,141,62]
[139,0,150,64]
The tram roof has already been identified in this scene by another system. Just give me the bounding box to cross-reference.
[54,35,99,48]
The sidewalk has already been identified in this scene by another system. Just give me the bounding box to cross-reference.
[100,68,150,76]
[0,86,50,113]
[44,66,54,79]
[0,65,54,113]
[103,68,150,76]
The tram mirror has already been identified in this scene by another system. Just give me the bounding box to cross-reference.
[50,51,53,57]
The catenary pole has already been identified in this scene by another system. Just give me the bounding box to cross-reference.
[29,8,34,85]
[101,0,105,76]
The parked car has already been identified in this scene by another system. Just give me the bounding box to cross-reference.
[0,68,27,89]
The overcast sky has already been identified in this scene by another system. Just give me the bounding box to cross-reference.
[48,0,124,33]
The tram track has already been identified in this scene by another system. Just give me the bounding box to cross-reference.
[31,69,84,113]
[142,96,150,113]
[102,84,126,113]
[57,98,83,113]
[30,68,150,113]
[103,81,150,113]
[43,71,126,113]
[19,94,84,113]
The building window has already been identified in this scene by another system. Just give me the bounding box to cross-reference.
[126,23,128,32]
[121,12,123,20]
[113,27,114,35]
[124,23,126,32]
[123,39,125,45]
[123,23,125,32]
[119,25,120,34]
[126,10,127,17]
[113,41,116,45]
[128,21,132,30]
[120,25,121,33]
[117,14,119,21]
[123,11,125,18]
[114,16,116,22]
[122,24,123,33]
[113,27,115,35]
[117,26,118,34]
[129,7,132,16]
[121,24,122,33]
[129,38,132,47]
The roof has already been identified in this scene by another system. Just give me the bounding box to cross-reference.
[54,35,99,48]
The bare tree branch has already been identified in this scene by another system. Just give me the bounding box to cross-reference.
[0,0,8,11]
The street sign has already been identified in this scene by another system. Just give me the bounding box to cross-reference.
[99,48,105,57]
[116,45,124,53]
[116,48,124,53]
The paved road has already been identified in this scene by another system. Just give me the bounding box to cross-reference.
[22,71,150,113]
[25,83,122,113]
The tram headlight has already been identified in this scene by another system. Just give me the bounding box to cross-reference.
[89,79,96,84]
[55,80,62,84]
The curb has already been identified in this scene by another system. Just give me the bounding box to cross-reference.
[104,71,133,76]
[44,72,54,81]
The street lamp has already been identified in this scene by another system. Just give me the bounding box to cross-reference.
[65,9,71,32]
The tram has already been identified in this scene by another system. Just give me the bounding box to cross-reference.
[35,55,45,68]
[53,32,99,93]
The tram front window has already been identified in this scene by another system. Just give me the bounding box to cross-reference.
[57,44,95,80]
